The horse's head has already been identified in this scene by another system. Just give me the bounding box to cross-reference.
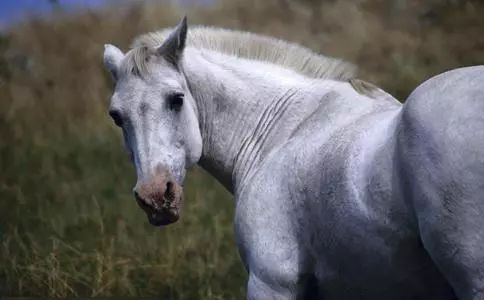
[103,17,202,226]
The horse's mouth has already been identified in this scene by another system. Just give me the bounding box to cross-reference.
[135,189,183,226]
[147,208,180,226]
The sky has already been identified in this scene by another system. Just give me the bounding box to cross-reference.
[0,0,111,27]
[0,0,214,28]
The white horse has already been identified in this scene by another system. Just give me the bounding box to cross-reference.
[103,17,484,299]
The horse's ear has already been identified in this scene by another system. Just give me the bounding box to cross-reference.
[103,44,124,81]
[157,16,188,66]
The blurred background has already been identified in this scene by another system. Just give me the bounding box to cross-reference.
[0,0,483,298]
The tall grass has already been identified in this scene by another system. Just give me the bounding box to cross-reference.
[1,0,483,298]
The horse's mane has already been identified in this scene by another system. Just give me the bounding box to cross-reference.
[123,26,357,81]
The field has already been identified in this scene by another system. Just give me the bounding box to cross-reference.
[1,0,484,298]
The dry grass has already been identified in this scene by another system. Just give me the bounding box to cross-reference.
[1,0,483,298]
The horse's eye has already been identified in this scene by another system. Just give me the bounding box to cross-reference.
[109,109,123,127]
[168,93,184,112]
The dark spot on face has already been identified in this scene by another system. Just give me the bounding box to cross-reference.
[139,102,150,115]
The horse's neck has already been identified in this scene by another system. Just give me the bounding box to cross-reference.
[182,49,349,193]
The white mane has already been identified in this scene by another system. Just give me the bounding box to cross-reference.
[124,26,357,81]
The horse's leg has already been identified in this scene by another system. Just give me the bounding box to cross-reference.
[247,273,296,300]
[235,208,305,300]
[246,272,320,300]
[235,177,315,299]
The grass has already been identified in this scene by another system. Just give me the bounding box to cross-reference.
[0,0,483,298]
[0,119,243,298]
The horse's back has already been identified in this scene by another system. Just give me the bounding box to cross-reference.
[397,66,484,299]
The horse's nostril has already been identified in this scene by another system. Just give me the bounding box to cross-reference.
[166,181,173,192]
[133,176,182,226]
[164,181,175,200]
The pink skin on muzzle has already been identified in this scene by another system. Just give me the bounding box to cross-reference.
[133,169,183,226]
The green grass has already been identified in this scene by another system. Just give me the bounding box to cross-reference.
[1,0,484,298]
[0,119,245,298]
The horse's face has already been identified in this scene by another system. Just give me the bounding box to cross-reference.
[103,18,202,226]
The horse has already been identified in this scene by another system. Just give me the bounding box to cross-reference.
[103,17,484,299]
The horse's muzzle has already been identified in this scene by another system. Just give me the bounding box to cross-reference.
[133,172,183,226]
